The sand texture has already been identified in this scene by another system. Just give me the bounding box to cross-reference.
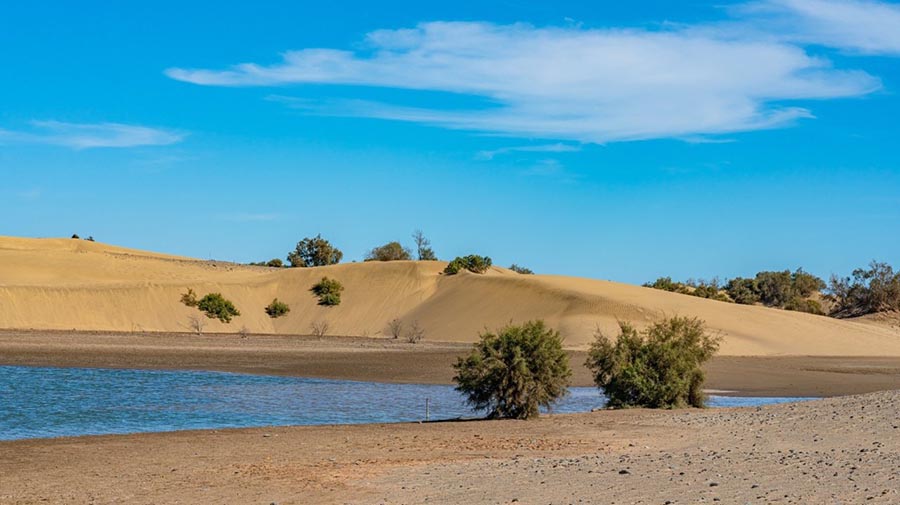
[2,236,899,355]
[2,391,899,504]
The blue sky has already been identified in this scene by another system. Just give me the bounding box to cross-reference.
[2,0,898,284]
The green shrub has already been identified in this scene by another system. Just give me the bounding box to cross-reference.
[311,277,344,306]
[265,298,291,318]
[585,316,720,409]
[784,297,824,315]
[180,288,199,307]
[287,234,343,267]
[453,320,571,419]
[509,264,534,275]
[725,278,760,305]
[197,292,241,323]
[365,241,412,261]
[444,255,492,275]
[828,261,900,318]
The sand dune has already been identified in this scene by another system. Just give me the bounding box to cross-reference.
[1,236,898,355]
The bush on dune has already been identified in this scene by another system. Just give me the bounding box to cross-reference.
[265,298,291,318]
[365,241,412,261]
[453,320,571,420]
[311,277,344,306]
[287,234,343,267]
[444,255,492,275]
[197,292,241,323]
[585,316,720,409]
[828,261,900,318]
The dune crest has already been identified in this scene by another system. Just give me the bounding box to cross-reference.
[1,236,898,355]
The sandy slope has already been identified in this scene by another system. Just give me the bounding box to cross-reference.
[1,236,899,355]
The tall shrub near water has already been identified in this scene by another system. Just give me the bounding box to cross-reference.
[585,316,720,409]
[453,320,571,420]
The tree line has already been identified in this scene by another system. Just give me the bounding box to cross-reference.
[644,261,900,319]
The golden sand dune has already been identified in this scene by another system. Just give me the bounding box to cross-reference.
[1,236,898,355]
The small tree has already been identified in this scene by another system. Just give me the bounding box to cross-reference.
[265,298,291,318]
[311,277,344,306]
[266,258,284,268]
[509,264,534,275]
[444,255,492,275]
[197,292,241,323]
[180,288,199,307]
[310,320,329,338]
[365,241,412,261]
[71,234,80,239]
[453,320,571,420]
[405,320,426,343]
[585,316,720,409]
[387,318,404,339]
[412,230,437,261]
[287,234,343,267]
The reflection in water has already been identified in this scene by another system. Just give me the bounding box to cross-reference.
[0,366,813,441]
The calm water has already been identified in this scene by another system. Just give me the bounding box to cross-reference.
[0,366,813,441]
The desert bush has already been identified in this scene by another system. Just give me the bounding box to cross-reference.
[829,261,900,318]
[310,320,329,338]
[71,233,80,239]
[265,298,291,318]
[180,288,199,307]
[453,320,571,420]
[365,241,412,261]
[186,314,206,335]
[643,277,691,295]
[197,292,241,323]
[725,278,760,305]
[412,230,437,261]
[287,234,343,267]
[311,277,344,306]
[784,297,825,315]
[387,318,403,339]
[509,264,534,275]
[250,258,285,268]
[444,255,492,275]
[405,320,426,343]
[585,316,720,409]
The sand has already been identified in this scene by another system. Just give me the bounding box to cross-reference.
[2,390,899,504]
[2,236,899,355]
[4,330,900,397]
[4,237,900,503]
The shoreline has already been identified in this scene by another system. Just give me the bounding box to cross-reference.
[3,391,898,504]
[3,329,900,396]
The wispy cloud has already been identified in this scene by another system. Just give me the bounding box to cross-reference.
[166,2,894,143]
[737,0,900,55]
[476,142,582,160]
[0,121,186,149]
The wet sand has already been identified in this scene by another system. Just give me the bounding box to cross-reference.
[3,330,900,396]
[2,390,899,504]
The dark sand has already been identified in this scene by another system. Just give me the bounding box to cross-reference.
[3,330,900,396]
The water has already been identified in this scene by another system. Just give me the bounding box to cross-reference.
[0,366,813,441]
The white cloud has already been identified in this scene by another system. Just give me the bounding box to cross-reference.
[167,16,885,143]
[475,142,582,160]
[740,0,900,55]
[0,121,185,149]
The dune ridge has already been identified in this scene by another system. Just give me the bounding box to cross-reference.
[1,236,899,355]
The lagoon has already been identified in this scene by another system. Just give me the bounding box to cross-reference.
[0,366,812,441]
